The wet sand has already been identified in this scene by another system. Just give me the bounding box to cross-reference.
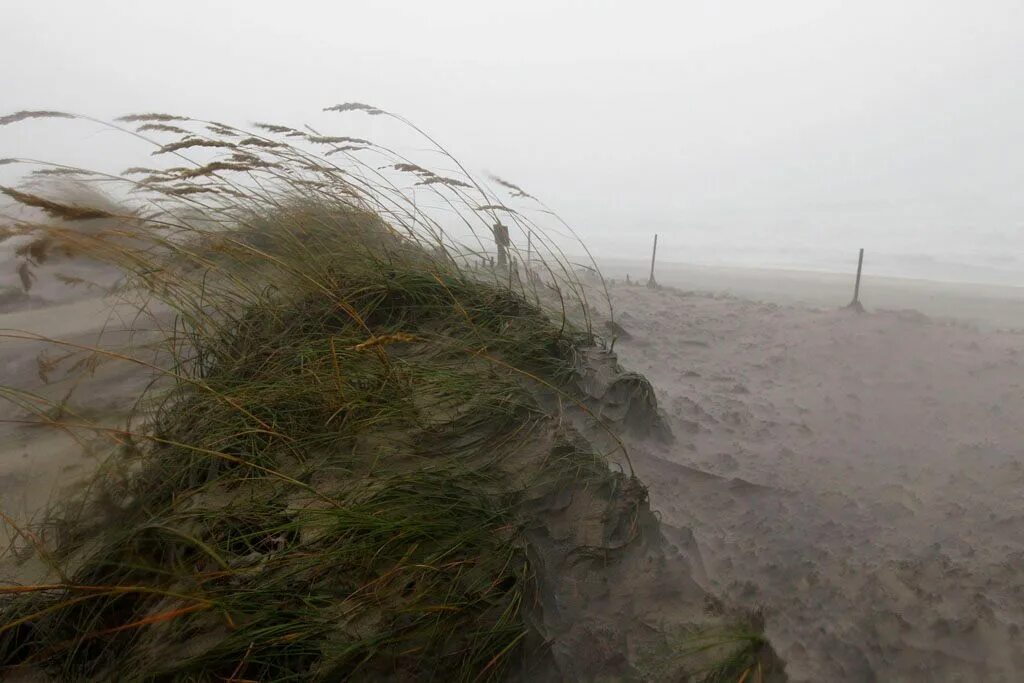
[610,281,1024,681]
[4,260,1024,679]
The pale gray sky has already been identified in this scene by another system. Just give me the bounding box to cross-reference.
[3,0,1023,274]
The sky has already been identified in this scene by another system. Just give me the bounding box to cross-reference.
[2,0,1023,277]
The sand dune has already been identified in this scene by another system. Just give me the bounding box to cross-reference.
[610,282,1024,680]
[4,262,1024,678]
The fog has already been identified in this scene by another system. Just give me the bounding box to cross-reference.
[7,4,1024,680]
[3,0,1024,280]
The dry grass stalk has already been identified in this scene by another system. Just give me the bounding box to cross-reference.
[115,113,189,123]
[0,111,74,126]
[178,160,276,179]
[136,123,190,135]
[0,187,117,221]
[323,102,385,115]
[252,123,298,134]
[488,174,535,199]
[305,135,372,146]
[417,176,472,188]
[152,138,236,155]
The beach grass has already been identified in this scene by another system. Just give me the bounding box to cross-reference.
[0,107,780,681]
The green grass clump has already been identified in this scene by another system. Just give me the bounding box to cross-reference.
[0,219,608,680]
[0,106,781,682]
[0,107,619,680]
[636,619,783,683]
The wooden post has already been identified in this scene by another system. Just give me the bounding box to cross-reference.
[848,248,865,311]
[647,233,659,289]
[492,222,509,268]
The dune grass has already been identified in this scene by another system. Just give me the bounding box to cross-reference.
[0,106,782,681]
[0,106,623,681]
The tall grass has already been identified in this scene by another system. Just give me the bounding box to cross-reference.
[0,106,783,682]
[0,106,625,680]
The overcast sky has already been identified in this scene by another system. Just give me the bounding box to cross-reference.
[3,0,1023,269]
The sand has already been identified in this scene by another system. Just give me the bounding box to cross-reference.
[602,258,1024,331]
[4,258,1024,679]
[0,294,159,539]
[609,279,1024,681]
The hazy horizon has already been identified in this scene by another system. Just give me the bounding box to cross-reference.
[3,0,1023,283]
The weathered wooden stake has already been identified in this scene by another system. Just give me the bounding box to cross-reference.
[647,233,659,289]
[848,247,865,311]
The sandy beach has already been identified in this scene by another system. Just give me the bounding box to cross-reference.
[4,260,1024,679]
[608,273,1024,680]
[602,257,1024,331]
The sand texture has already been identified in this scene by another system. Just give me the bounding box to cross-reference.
[4,261,1024,679]
[610,282,1024,681]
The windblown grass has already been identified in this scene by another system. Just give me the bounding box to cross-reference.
[0,105,781,682]
[0,106,624,681]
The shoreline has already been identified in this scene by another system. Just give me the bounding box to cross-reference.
[598,257,1024,330]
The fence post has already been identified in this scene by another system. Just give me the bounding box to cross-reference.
[848,248,865,311]
[647,234,659,289]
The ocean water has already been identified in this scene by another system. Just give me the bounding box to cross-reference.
[599,242,1024,289]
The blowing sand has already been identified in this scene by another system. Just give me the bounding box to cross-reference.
[4,262,1024,679]
[610,281,1024,681]
[0,295,159,536]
